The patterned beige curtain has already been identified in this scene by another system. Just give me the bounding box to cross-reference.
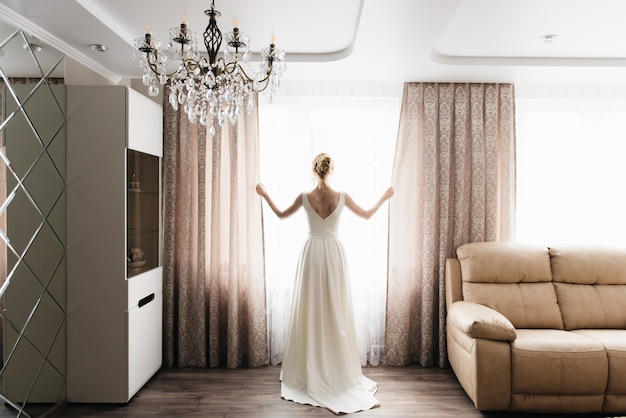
[384,83,516,367]
[162,87,268,368]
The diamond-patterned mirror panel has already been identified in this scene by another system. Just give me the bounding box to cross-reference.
[3,328,44,400]
[0,24,66,417]
[2,107,44,182]
[46,124,66,183]
[24,290,65,365]
[23,151,65,219]
[18,83,65,149]
[46,254,66,323]
[2,261,43,331]
[30,355,65,403]
[47,190,66,252]
[4,185,44,262]
[23,222,64,287]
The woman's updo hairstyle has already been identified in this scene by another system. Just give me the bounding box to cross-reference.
[312,152,333,182]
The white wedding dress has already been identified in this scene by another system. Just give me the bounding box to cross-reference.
[280,192,379,414]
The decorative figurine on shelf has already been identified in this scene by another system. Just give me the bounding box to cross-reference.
[127,247,146,268]
[129,173,141,192]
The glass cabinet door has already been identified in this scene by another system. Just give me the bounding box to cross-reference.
[126,149,160,278]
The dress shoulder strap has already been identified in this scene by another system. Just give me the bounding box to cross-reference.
[302,191,311,212]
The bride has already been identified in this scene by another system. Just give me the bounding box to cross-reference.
[256,152,394,414]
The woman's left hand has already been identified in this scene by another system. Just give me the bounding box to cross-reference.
[383,187,395,200]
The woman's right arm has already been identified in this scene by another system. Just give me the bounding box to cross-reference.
[256,183,302,219]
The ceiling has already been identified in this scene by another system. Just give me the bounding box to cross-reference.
[2,0,626,86]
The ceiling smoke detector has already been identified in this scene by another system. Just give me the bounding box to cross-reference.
[540,34,558,44]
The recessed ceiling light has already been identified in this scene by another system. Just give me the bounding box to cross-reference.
[90,43,109,53]
[22,42,42,53]
[540,34,558,44]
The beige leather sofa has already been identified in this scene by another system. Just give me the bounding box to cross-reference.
[445,242,626,413]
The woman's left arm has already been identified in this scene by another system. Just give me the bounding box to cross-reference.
[345,187,394,220]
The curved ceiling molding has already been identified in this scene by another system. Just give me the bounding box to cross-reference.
[430,52,626,67]
[0,4,122,83]
[0,3,122,82]
[77,0,364,63]
[432,0,626,68]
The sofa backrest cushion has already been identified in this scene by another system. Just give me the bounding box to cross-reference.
[550,246,626,284]
[457,242,552,283]
[550,247,626,329]
[463,282,563,329]
[457,242,564,329]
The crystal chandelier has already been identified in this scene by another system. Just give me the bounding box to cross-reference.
[132,0,286,129]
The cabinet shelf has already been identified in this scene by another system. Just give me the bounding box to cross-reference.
[127,228,158,235]
[128,189,158,194]
[127,149,159,279]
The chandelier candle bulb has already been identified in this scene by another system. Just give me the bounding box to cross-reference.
[138,33,154,54]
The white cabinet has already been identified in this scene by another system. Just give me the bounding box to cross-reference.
[66,86,163,403]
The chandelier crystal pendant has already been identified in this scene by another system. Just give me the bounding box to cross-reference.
[132,0,286,129]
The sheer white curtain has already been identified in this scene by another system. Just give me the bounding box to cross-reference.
[258,87,400,366]
[516,85,626,247]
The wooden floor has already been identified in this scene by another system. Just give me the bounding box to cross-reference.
[53,365,623,418]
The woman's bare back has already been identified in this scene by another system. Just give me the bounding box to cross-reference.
[306,187,340,220]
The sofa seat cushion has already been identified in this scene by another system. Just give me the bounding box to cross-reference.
[511,330,608,395]
[573,330,626,395]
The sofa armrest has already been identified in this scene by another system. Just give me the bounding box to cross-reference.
[445,258,463,311]
[447,301,517,341]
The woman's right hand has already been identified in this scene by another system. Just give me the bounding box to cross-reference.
[255,183,267,198]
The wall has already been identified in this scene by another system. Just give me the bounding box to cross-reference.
[64,56,113,86]
[0,28,66,417]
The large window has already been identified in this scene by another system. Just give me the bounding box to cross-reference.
[516,96,626,247]
[259,93,400,366]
